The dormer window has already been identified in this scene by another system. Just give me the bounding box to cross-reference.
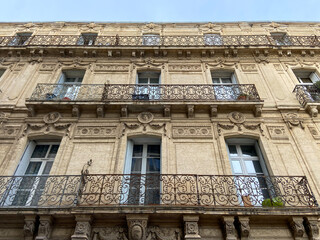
[293,69,320,84]
[142,34,160,46]
[10,32,32,46]
[77,33,98,46]
[204,34,223,45]
[270,32,291,46]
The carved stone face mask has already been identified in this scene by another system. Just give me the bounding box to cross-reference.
[131,225,143,240]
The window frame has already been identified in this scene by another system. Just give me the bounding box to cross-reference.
[293,69,320,85]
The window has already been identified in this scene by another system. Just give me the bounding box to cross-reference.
[226,139,270,206]
[211,70,238,100]
[270,32,291,46]
[124,137,161,205]
[9,32,32,46]
[133,71,161,100]
[204,34,223,45]
[8,142,60,206]
[50,70,85,100]
[142,34,160,46]
[293,69,320,84]
[77,33,98,46]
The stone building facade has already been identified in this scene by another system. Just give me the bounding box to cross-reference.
[0,21,319,239]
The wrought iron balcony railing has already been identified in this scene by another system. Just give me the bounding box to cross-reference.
[293,84,320,107]
[0,35,319,47]
[0,174,317,208]
[27,83,261,103]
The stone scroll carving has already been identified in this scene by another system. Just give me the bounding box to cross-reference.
[290,217,305,239]
[222,216,237,240]
[283,113,304,129]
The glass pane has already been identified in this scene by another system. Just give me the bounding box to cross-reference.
[138,78,148,84]
[245,161,263,174]
[150,78,160,84]
[222,78,232,83]
[147,158,160,173]
[231,160,243,174]
[31,145,49,158]
[147,145,160,157]
[301,78,312,83]
[132,145,143,157]
[47,145,59,158]
[42,162,53,175]
[212,78,220,84]
[25,162,42,175]
[228,145,238,156]
[131,158,142,173]
[241,145,257,157]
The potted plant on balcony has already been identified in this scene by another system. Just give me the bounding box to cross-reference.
[45,93,56,100]
[237,93,248,100]
[262,197,284,207]
[62,97,71,101]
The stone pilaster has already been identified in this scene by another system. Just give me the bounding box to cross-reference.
[35,216,53,240]
[23,215,36,240]
[222,216,237,240]
[183,215,201,239]
[304,217,320,240]
[71,215,93,240]
[290,217,305,240]
[126,214,149,240]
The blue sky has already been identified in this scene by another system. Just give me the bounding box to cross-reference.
[2,0,320,22]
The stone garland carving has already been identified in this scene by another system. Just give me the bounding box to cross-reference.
[94,64,129,72]
[75,126,117,138]
[132,58,165,69]
[205,59,239,69]
[168,64,202,72]
[240,64,257,72]
[290,217,305,239]
[283,113,304,129]
[22,112,72,138]
[267,125,289,140]
[217,111,264,136]
[172,126,212,139]
[39,63,57,71]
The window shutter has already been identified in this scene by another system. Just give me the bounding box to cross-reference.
[124,140,134,174]
[231,72,238,84]
[14,141,36,176]
[310,72,320,83]
[58,72,66,84]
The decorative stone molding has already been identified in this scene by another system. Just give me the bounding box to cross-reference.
[164,105,171,118]
[283,113,304,129]
[96,105,104,118]
[141,22,161,33]
[94,64,129,72]
[199,22,222,33]
[205,59,239,69]
[187,105,194,118]
[308,125,320,140]
[121,105,128,118]
[217,111,264,136]
[120,122,166,138]
[0,112,8,125]
[308,105,318,117]
[304,217,320,240]
[12,63,26,71]
[210,105,218,117]
[138,112,154,124]
[147,226,182,240]
[240,64,257,72]
[222,216,237,240]
[24,215,36,240]
[290,217,305,239]
[126,215,148,240]
[132,58,165,69]
[93,226,128,240]
[35,216,53,240]
[0,125,21,139]
[267,125,289,140]
[74,125,117,139]
[172,125,212,139]
[43,112,61,124]
[39,63,57,71]
[72,105,80,118]
[237,217,250,239]
[183,215,201,239]
[71,215,93,240]
[168,64,202,72]
[273,63,283,71]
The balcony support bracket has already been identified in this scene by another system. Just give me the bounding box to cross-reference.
[304,217,320,240]
[187,105,194,118]
[97,105,104,118]
[222,216,237,240]
[164,105,171,118]
[24,215,37,240]
[121,105,128,118]
[126,214,149,240]
[183,215,201,239]
[210,105,218,117]
[35,216,53,240]
[72,105,80,118]
[254,104,263,117]
[308,105,318,117]
[71,215,93,240]
[290,217,305,239]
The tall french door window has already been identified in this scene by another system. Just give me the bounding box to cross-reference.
[9,142,59,206]
[227,139,270,206]
[124,139,161,205]
[211,71,238,100]
[133,71,161,100]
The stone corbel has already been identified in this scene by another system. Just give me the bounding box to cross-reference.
[163,105,171,118]
[254,104,262,117]
[96,105,104,118]
[183,215,201,239]
[304,217,320,240]
[126,214,148,240]
[237,217,250,239]
[187,105,194,118]
[72,105,80,118]
[24,215,36,240]
[27,106,35,117]
[222,216,237,240]
[210,105,218,117]
[307,105,318,117]
[121,105,128,118]
[71,215,93,240]
[35,216,53,240]
[290,217,305,239]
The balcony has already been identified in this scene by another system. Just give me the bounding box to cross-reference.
[0,174,316,209]
[0,35,319,47]
[26,83,263,117]
[293,84,320,117]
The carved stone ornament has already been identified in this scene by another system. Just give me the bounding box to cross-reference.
[222,216,237,240]
[94,64,129,72]
[35,216,53,240]
[236,217,250,239]
[304,217,320,240]
[240,64,257,72]
[284,113,304,129]
[172,125,212,139]
[120,122,166,138]
[132,58,165,68]
[127,215,148,240]
[199,22,222,33]
[0,112,8,125]
[147,226,182,240]
[290,217,305,238]
[24,216,36,240]
[43,112,61,124]
[183,215,200,239]
[75,126,117,139]
[93,227,128,240]
[267,125,289,140]
[168,64,202,72]
[228,111,245,124]
[71,215,93,240]
[138,112,154,124]
[217,111,264,136]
